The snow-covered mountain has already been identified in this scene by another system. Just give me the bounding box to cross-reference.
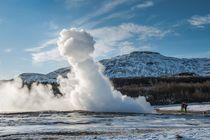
[18,51,210,83]
[101,51,210,78]
[19,68,70,84]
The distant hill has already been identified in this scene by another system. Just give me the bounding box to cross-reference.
[101,51,210,78]
[17,51,210,84]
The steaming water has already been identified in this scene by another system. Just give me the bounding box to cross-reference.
[0,111,210,139]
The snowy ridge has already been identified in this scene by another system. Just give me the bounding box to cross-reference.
[18,51,210,83]
[19,68,70,84]
[101,51,210,78]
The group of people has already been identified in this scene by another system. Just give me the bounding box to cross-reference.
[181,102,188,112]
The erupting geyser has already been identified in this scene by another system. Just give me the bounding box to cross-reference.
[0,28,153,113]
[57,28,153,113]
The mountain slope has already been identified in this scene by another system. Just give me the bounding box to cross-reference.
[18,51,210,83]
[19,68,70,84]
[101,51,210,78]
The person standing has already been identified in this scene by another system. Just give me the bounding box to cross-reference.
[184,103,188,112]
[181,102,188,112]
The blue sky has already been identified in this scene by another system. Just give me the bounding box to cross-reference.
[0,0,210,79]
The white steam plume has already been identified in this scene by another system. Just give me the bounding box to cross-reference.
[57,28,153,113]
[0,28,153,113]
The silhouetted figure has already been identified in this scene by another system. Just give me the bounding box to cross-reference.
[181,102,184,112]
[184,103,188,112]
[181,102,188,112]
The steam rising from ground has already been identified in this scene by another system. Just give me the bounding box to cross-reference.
[0,28,153,113]
[0,78,67,112]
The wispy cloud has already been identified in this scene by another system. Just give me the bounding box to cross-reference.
[188,14,210,28]
[71,0,129,27]
[25,39,57,53]
[101,10,135,21]
[89,23,169,58]
[64,0,89,9]
[71,0,156,28]
[28,23,169,63]
[90,23,169,42]
[91,0,128,17]
[119,41,139,55]
[135,1,154,9]
[25,38,60,63]
[31,48,63,63]
[4,48,12,53]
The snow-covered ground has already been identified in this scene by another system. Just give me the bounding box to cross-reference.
[158,102,210,111]
[1,111,210,139]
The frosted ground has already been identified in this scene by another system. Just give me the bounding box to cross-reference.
[0,110,210,140]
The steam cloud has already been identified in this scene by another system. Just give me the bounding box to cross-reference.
[0,28,153,113]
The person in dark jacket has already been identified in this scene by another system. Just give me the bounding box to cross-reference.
[184,103,188,112]
[181,102,188,112]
